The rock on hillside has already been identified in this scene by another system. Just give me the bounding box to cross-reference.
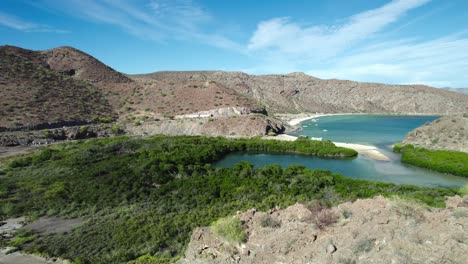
[42,46,132,83]
[126,115,284,137]
[0,46,116,130]
[136,71,468,115]
[402,114,468,152]
[178,196,468,264]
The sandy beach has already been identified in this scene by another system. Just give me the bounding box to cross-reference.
[264,134,391,161]
[278,113,363,126]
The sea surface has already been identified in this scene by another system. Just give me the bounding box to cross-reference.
[215,115,468,188]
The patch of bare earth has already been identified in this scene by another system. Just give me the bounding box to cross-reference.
[179,196,468,264]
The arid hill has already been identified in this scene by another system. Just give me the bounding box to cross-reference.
[41,46,132,84]
[179,195,468,264]
[2,45,468,140]
[443,88,468,95]
[0,46,115,130]
[402,114,468,152]
[136,71,468,114]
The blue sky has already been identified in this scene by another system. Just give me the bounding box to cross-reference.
[1,0,468,87]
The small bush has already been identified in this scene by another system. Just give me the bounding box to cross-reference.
[314,209,339,229]
[211,216,246,244]
[391,197,426,222]
[393,142,404,153]
[43,130,51,138]
[460,184,468,196]
[354,238,375,253]
[98,117,112,123]
[259,214,281,228]
[134,120,141,126]
[110,125,122,134]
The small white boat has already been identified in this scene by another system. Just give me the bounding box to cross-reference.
[323,129,328,132]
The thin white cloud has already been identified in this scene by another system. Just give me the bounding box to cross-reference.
[246,0,468,87]
[308,32,468,87]
[248,0,431,59]
[38,0,243,51]
[0,11,68,33]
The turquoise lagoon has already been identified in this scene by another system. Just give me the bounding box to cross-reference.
[215,115,468,188]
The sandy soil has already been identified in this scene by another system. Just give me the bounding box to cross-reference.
[276,113,360,126]
[264,134,391,161]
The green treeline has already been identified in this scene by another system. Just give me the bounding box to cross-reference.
[0,136,458,263]
[395,144,468,177]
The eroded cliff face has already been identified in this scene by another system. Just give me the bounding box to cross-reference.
[126,115,285,138]
[402,114,468,152]
[178,196,468,264]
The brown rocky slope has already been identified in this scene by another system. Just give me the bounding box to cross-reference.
[179,195,468,264]
[136,71,468,115]
[0,46,116,130]
[402,114,468,152]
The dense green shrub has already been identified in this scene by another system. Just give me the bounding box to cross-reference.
[396,145,468,177]
[211,217,246,244]
[0,136,458,263]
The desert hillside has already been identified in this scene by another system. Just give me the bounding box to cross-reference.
[0,46,264,133]
[402,114,468,152]
[0,46,115,130]
[2,45,468,140]
[443,88,468,95]
[41,46,132,84]
[136,71,468,114]
[179,195,468,264]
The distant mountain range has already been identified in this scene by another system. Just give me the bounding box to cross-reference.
[1,45,467,131]
[442,88,468,95]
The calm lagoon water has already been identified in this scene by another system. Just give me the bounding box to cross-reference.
[215,115,468,188]
[290,115,440,148]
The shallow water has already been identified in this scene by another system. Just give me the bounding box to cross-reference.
[214,115,468,188]
[290,115,439,148]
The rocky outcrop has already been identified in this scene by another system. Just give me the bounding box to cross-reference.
[402,114,468,152]
[126,116,284,138]
[175,107,267,119]
[0,124,123,147]
[138,71,468,115]
[179,196,468,264]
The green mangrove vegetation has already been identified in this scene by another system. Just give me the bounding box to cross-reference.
[394,144,468,177]
[0,136,460,263]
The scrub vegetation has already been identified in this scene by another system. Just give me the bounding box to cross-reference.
[0,136,458,263]
[395,144,468,177]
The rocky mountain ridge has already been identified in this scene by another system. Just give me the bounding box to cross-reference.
[135,71,468,114]
[2,45,468,144]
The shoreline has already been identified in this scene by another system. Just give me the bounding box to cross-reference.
[264,134,391,161]
[277,112,443,127]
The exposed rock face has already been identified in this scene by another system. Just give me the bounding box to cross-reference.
[126,116,284,138]
[178,196,468,264]
[402,114,468,152]
[0,124,123,147]
[137,71,468,115]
